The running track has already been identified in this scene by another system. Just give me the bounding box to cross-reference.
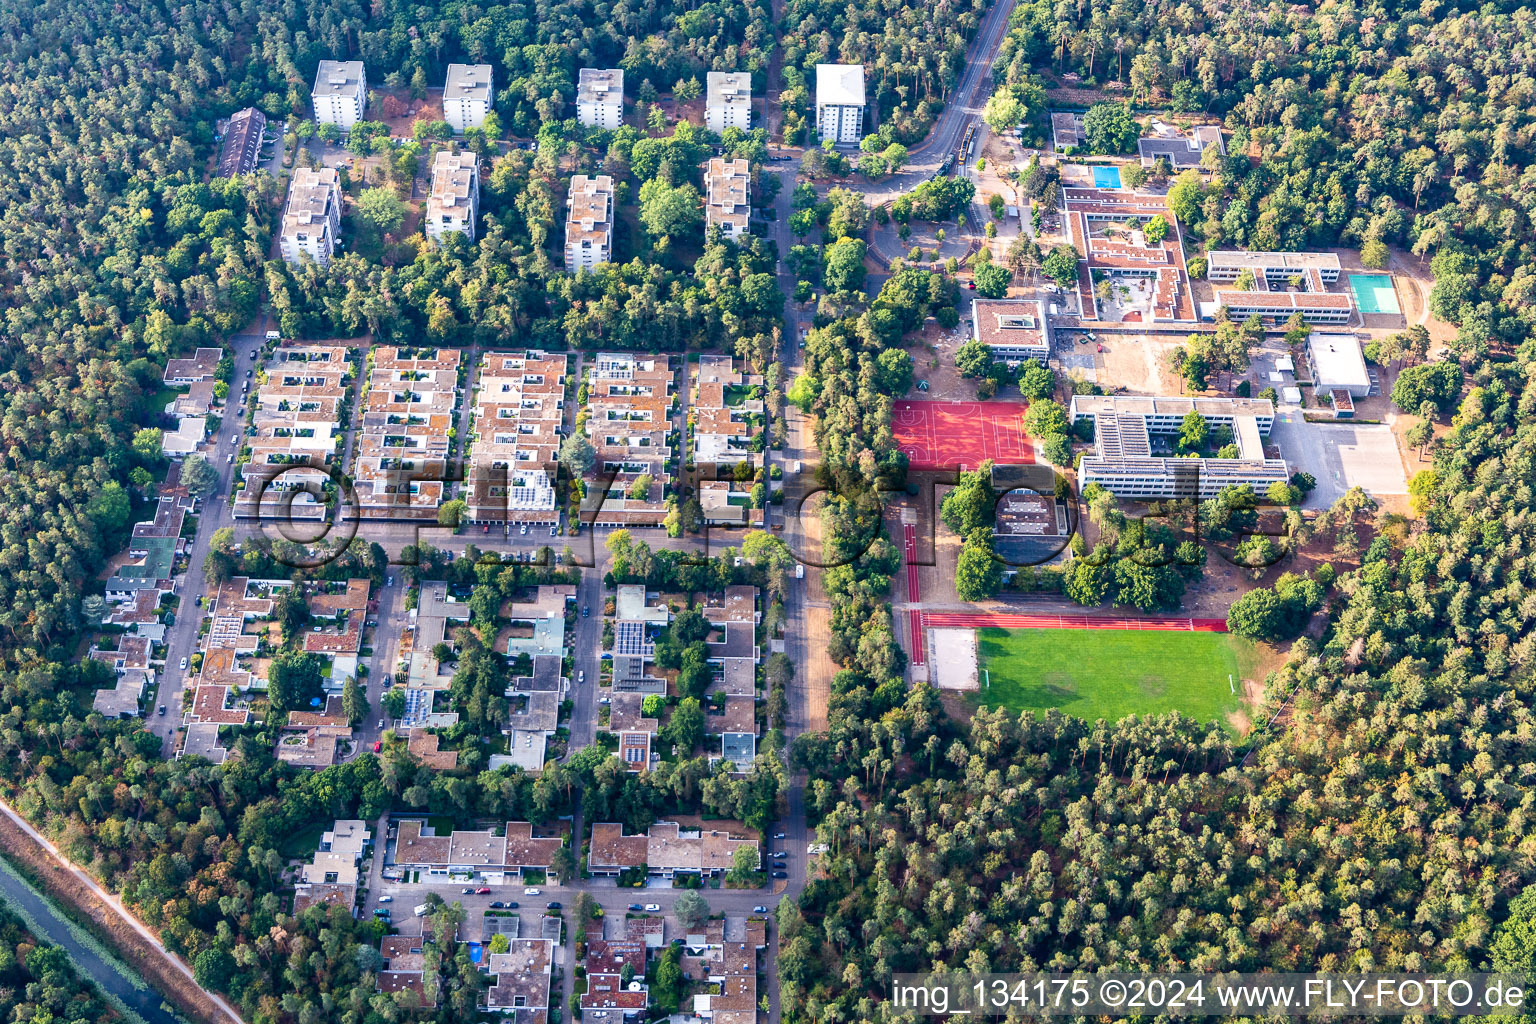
[926,611,1229,632]
[903,523,925,665]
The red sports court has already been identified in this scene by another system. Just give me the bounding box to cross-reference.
[892,400,1034,470]
[925,611,1229,632]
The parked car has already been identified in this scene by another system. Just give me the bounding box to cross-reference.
[582,606,589,617]
[524,888,541,896]
[771,851,787,859]
[476,887,492,895]
[627,904,644,912]
[157,705,166,716]
[372,741,381,753]
[752,905,768,914]
[772,871,788,879]
[643,904,661,912]
[179,657,188,670]
[773,833,787,840]
[520,523,529,535]
[461,888,474,894]
[489,901,505,908]
[484,524,490,533]
[549,525,558,536]
[546,901,561,910]
[378,896,393,903]
[578,670,586,684]
[505,901,519,909]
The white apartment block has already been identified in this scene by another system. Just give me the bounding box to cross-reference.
[311,60,366,130]
[427,150,480,242]
[565,175,614,272]
[815,64,865,143]
[467,351,569,524]
[279,167,342,266]
[577,69,624,129]
[443,64,494,132]
[970,298,1052,362]
[706,72,752,134]
[703,157,750,241]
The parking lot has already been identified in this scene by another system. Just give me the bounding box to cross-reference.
[1269,410,1408,508]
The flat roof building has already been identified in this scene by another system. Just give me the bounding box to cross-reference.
[565,175,614,272]
[279,167,342,266]
[443,64,494,132]
[1306,333,1371,398]
[588,821,758,878]
[390,819,565,881]
[577,69,624,130]
[706,72,752,134]
[970,298,1051,362]
[352,346,461,520]
[234,344,352,521]
[815,64,865,143]
[1137,122,1224,169]
[692,355,762,466]
[466,351,567,524]
[1068,395,1288,500]
[427,150,479,242]
[312,60,366,129]
[1061,187,1196,323]
[703,157,751,240]
[584,353,674,527]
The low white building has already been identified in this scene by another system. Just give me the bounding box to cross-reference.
[577,69,624,129]
[706,72,752,134]
[443,64,494,132]
[1306,332,1371,398]
[279,167,342,266]
[565,175,614,272]
[815,64,865,143]
[427,150,480,241]
[311,60,366,130]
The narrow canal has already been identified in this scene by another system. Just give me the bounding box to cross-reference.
[0,857,181,1024]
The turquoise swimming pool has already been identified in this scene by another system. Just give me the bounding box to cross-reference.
[1349,273,1400,315]
[1092,165,1122,189]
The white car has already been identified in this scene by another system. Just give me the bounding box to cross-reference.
[524,887,541,896]
[378,895,392,903]
[578,670,586,684]
[179,657,188,670]
[643,904,661,912]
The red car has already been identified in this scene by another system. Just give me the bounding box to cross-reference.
[476,887,492,895]
[372,741,381,753]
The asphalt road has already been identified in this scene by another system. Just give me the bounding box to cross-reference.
[150,318,268,756]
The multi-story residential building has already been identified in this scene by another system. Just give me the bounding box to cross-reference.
[485,939,555,1021]
[970,298,1052,363]
[279,167,342,266]
[587,821,758,879]
[706,71,752,134]
[1068,395,1289,500]
[442,63,494,132]
[703,157,750,241]
[565,174,614,272]
[815,64,865,143]
[353,346,461,520]
[576,68,624,129]
[466,351,568,525]
[388,820,566,882]
[585,353,674,527]
[426,150,480,242]
[311,60,366,129]
[692,355,762,467]
[234,344,353,521]
[218,107,267,177]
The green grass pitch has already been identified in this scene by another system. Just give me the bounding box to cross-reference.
[973,627,1263,729]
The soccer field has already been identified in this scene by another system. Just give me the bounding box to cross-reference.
[974,627,1263,729]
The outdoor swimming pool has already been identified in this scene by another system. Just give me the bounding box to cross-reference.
[1092,165,1122,189]
[1349,273,1400,315]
